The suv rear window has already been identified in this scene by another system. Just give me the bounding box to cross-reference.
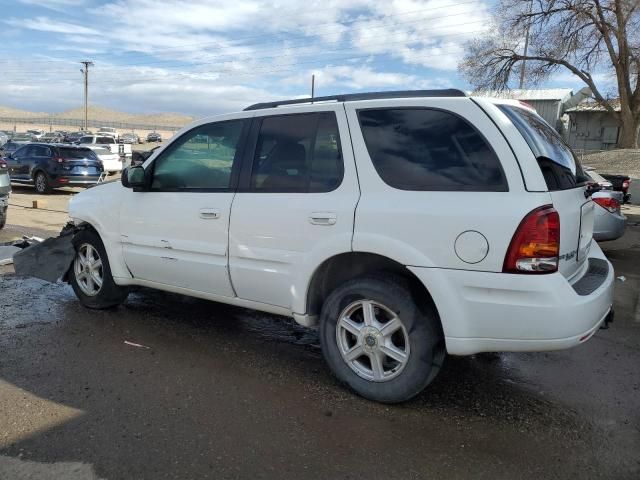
[357,108,507,191]
[498,105,589,191]
[59,148,97,160]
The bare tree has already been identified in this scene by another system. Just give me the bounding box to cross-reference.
[460,0,640,148]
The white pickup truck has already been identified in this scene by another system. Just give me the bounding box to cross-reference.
[77,135,132,158]
[97,127,119,141]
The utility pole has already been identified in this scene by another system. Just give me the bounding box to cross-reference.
[311,74,315,102]
[80,61,94,131]
[518,0,533,89]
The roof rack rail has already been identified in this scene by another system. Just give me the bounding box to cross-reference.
[243,89,466,111]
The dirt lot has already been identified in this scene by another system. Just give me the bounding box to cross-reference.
[1,188,639,479]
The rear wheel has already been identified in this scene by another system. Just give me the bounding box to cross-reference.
[70,229,129,309]
[34,171,51,194]
[319,274,445,403]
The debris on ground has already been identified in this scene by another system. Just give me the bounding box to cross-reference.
[0,246,21,265]
[13,235,75,282]
[124,341,151,349]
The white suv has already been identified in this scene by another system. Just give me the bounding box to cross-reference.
[67,90,614,403]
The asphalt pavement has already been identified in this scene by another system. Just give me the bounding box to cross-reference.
[0,211,638,479]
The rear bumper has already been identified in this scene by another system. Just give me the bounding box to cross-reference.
[52,175,101,187]
[593,209,626,242]
[409,242,614,355]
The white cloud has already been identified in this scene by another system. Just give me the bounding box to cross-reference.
[3,0,494,114]
[18,0,86,8]
[5,16,100,35]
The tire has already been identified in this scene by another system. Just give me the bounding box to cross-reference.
[319,274,445,403]
[70,229,129,309]
[0,206,6,230]
[34,171,51,194]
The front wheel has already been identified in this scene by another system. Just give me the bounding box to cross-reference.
[70,229,129,309]
[320,274,445,403]
[34,171,51,194]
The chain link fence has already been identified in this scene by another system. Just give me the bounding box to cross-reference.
[0,116,182,132]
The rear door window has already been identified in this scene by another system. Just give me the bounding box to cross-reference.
[498,105,589,191]
[249,112,343,192]
[357,108,507,191]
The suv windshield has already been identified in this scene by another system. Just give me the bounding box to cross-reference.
[498,105,589,191]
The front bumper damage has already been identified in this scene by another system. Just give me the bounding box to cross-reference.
[13,223,80,283]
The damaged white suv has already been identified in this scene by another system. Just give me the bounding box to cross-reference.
[67,90,614,403]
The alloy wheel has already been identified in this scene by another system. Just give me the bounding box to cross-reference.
[74,243,104,296]
[336,299,410,382]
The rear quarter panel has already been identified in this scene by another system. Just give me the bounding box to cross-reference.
[345,97,552,272]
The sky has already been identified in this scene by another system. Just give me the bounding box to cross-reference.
[0,0,590,117]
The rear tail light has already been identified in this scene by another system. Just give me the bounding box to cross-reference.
[622,179,630,190]
[503,205,560,274]
[593,197,620,213]
[0,160,6,169]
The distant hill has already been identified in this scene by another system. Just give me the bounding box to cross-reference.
[0,106,45,118]
[0,104,194,127]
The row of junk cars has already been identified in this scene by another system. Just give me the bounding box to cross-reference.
[0,127,163,195]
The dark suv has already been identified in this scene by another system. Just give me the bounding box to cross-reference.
[3,143,103,194]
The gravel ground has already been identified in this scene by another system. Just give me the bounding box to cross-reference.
[579,149,640,178]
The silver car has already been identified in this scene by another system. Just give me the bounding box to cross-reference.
[586,169,626,241]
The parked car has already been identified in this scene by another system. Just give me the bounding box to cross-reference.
[3,143,103,194]
[97,127,119,141]
[601,174,631,204]
[120,133,139,144]
[40,132,65,143]
[146,132,162,142]
[64,132,85,143]
[67,90,614,403]
[77,135,132,158]
[0,157,10,229]
[86,146,123,174]
[26,129,44,140]
[12,133,35,143]
[585,169,626,241]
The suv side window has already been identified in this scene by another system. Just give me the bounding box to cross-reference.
[13,146,27,157]
[31,146,51,157]
[79,137,93,144]
[151,120,245,191]
[250,112,343,192]
[357,108,508,191]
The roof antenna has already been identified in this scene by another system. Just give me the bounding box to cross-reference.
[311,74,315,104]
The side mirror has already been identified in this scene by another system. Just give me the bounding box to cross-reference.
[121,165,146,189]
